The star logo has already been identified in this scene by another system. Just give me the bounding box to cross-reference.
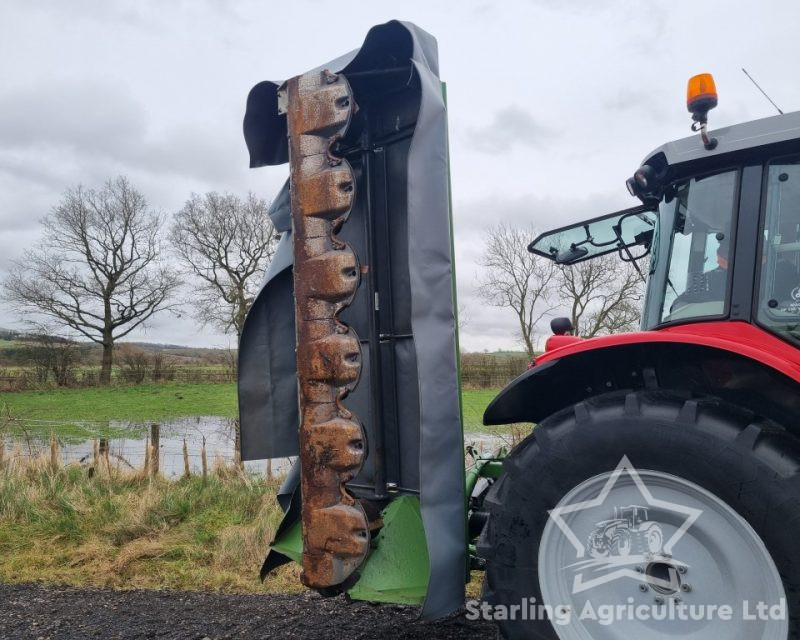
[547,456,703,594]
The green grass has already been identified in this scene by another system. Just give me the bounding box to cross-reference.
[461,388,501,432]
[0,383,237,422]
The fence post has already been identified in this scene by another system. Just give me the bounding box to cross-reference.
[143,435,150,475]
[234,418,243,469]
[182,438,190,478]
[150,424,160,476]
[201,436,208,481]
[99,438,110,476]
[49,433,60,473]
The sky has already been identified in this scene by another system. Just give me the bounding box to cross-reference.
[2,0,800,352]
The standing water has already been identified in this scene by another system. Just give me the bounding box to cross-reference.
[3,415,513,477]
[3,416,293,476]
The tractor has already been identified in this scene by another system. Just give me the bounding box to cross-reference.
[587,505,664,558]
[238,20,799,640]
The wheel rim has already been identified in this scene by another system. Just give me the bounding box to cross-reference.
[538,469,787,640]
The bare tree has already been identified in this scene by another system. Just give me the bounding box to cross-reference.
[25,330,87,387]
[477,224,557,357]
[2,177,180,384]
[219,347,238,383]
[557,255,644,337]
[117,344,150,384]
[170,192,277,338]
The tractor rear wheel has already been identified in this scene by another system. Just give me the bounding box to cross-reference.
[477,390,800,639]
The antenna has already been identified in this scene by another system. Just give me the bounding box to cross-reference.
[741,68,784,115]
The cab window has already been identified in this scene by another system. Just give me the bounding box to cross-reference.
[757,160,800,344]
[659,171,738,323]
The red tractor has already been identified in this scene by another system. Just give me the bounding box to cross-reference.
[479,73,800,638]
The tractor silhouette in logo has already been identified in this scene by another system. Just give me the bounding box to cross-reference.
[587,505,664,558]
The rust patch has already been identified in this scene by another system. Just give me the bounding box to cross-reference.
[285,69,369,589]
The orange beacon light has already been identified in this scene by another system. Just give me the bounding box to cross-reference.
[687,73,718,121]
[687,73,718,150]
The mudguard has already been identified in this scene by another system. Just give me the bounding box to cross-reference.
[485,322,800,430]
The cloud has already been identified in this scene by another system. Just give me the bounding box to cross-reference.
[1,0,797,349]
[0,80,147,164]
[465,106,556,155]
[0,79,246,189]
[601,89,670,122]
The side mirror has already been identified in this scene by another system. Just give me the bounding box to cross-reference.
[554,244,589,264]
[550,317,574,335]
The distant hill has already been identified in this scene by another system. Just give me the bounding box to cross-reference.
[0,329,236,367]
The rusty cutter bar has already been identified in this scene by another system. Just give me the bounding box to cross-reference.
[282,69,370,588]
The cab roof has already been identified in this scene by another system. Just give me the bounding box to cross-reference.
[641,110,800,169]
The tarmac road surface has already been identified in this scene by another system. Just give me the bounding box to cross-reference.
[0,583,495,639]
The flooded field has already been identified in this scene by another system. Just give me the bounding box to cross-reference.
[2,414,516,477]
[2,416,291,476]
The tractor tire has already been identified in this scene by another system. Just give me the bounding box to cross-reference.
[636,522,664,555]
[477,390,800,640]
[610,530,632,557]
[586,530,610,559]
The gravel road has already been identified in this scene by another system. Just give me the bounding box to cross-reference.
[0,583,495,639]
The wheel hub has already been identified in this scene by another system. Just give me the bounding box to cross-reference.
[645,561,680,595]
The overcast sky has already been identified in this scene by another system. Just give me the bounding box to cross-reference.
[2,0,799,351]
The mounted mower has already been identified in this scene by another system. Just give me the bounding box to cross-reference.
[238,21,800,640]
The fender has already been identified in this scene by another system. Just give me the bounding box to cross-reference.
[484,321,800,432]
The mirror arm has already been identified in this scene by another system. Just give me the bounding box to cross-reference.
[613,222,648,283]
[617,244,647,282]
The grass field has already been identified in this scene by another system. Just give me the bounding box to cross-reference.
[1,383,503,434]
[1,383,238,421]
[0,456,299,593]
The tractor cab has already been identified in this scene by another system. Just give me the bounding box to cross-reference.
[530,75,800,347]
[615,505,648,526]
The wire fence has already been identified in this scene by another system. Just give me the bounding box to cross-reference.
[1,416,291,478]
[459,352,531,389]
[1,354,530,392]
[0,366,236,391]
